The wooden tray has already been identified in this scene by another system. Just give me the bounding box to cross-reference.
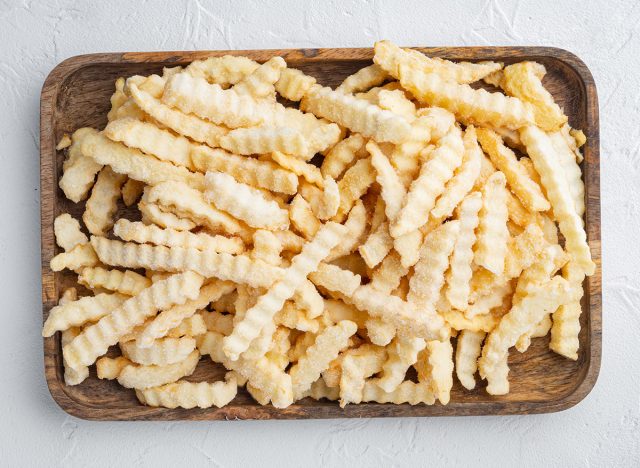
[40,46,601,420]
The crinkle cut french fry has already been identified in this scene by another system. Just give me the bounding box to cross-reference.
[107,77,128,121]
[369,251,408,294]
[274,302,319,332]
[515,313,552,353]
[321,133,366,180]
[204,171,289,231]
[445,192,482,310]
[326,200,367,261]
[290,321,357,399]
[81,131,204,190]
[96,356,131,380]
[351,285,447,341]
[148,180,247,236]
[200,310,234,335]
[59,128,103,203]
[408,221,460,315]
[520,126,594,275]
[222,222,347,360]
[377,89,416,120]
[514,244,567,301]
[63,272,203,371]
[301,84,412,143]
[191,145,298,195]
[398,64,535,130]
[548,128,586,218]
[455,330,485,390]
[377,336,426,392]
[165,314,207,338]
[78,266,151,296]
[114,219,244,254]
[431,126,482,219]
[233,56,286,98]
[186,55,259,87]
[308,262,362,297]
[139,199,196,231]
[374,40,503,85]
[442,309,498,333]
[333,157,376,222]
[50,243,99,272]
[479,276,576,391]
[121,337,196,366]
[476,127,549,212]
[162,73,269,128]
[271,151,323,187]
[358,222,393,269]
[368,141,406,221]
[58,289,89,386]
[423,338,454,404]
[129,84,229,148]
[315,176,340,221]
[336,64,389,94]
[361,379,435,405]
[251,229,283,266]
[54,213,88,252]
[137,280,235,348]
[121,178,145,206]
[473,171,509,276]
[104,117,193,169]
[275,68,317,101]
[117,349,200,389]
[136,372,238,409]
[365,318,396,346]
[83,166,127,236]
[289,194,320,240]
[90,237,280,288]
[390,126,464,238]
[339,345,387,406]
[220,126,310,158]
[501,61,567,131]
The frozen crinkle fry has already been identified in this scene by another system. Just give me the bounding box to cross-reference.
[49,42,594,408]
[137,372,239,409]
[205,171,289,231]
[501,61,567,131]
[520,126,594,275]
[474,171,509,276]
[54,214,88,252]
[78,266,151,296]
[301,85,412,143]
[83,166,127,236]
[114,219,243,254]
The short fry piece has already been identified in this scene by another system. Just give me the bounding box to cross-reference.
[455,330,485,390]
[54,214,88,252]
[334,157,376,222]
[368,141,406,221]
[377,336,426,392]
[233,56,286,98]
[121,337,196,366]
[336,64,389,94]
[83,166,127,236]
[59,128,103,203]
[117,350,199,389]
[136,372,238,409]
[50,243,98,272]
[78,266,151,296]
[121,178,145,206]
[321,133,366,180]
[289,194,320,239]
[275,68,317,101]
[308,262,362,297]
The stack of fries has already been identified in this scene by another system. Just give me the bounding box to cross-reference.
[44,40,594,409]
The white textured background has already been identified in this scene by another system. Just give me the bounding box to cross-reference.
[1,0,638,466]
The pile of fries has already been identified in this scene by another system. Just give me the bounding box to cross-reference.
[44,40,594,409]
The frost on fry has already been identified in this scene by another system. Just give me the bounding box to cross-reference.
[455,330,485,390]
[59,128,103,203]
[117,350,199,389]
[321,133,366,180]
[121,337,196,366]
[78,266,151,296]
[275,68,317,101]
[137,372,238,409]
[474,171,509,276]
[54,213,88,252]
[233,56,286,99]
[83,166,127,236]
[333,157,376,222]
[336,64,389,94]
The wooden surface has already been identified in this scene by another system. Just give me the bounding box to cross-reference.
[40,46,601,421]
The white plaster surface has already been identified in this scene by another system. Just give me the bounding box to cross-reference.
[0,0,638,466]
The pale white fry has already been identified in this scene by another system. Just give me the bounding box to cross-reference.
[301,84,412,143]
[445,192,482,310]
[365,318,396,346]
[455,330,485,390]
[222,222,347,360]
[290,321,358,399]
[251,229,283,266]
[339,345,387,406]
[336,64,389,94]
[548,127,586,217]
[333,157,376,222]
[90,237,280,288]
[191,145,298,195]
[121,337,196,366]
[550,261,585,360]
[137,280,235,348]
[104,117,193,169]
[368,141,406,221]
[476,127,549,212]
[220,126,310,158]
[63,272,203,370]
[83,166,127,236]
[136,373,238,409]
[107,77,128,121]
[408,221,460,315]
[162,73,270,128]
[186,55,259,86]
[129,83,229,148]
[58,289,88,385]
[233,56,286,98]
[377,89,417,120]
[114,219,244,254]
[431,125,482,219]
[117,350,200,389]
[377,336,426,392]
[369,252,408,294]
[274,302,319,332]
[59,128,103,203]
[54,213,88,252]
[139,199,196,231]
[361,380,435,405]
[81,131,204,189]
[473,171,509,276]
[275,68,317,101]
[391,126,464,238]
[96,356,131,380]
[515,313,552,353]
[49,243,98,272]
[321,133,366,180]
[423,338,454,404]
[78,266,151,296]
[326,200,368,261]
[316,176,340,220]
[520,126,594,275]
[289,194,320,239]
[200,310,234,335]
[308,262,362,297]
[358,221,393,268]
[271,151,323,187]
[205,171,289,231]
